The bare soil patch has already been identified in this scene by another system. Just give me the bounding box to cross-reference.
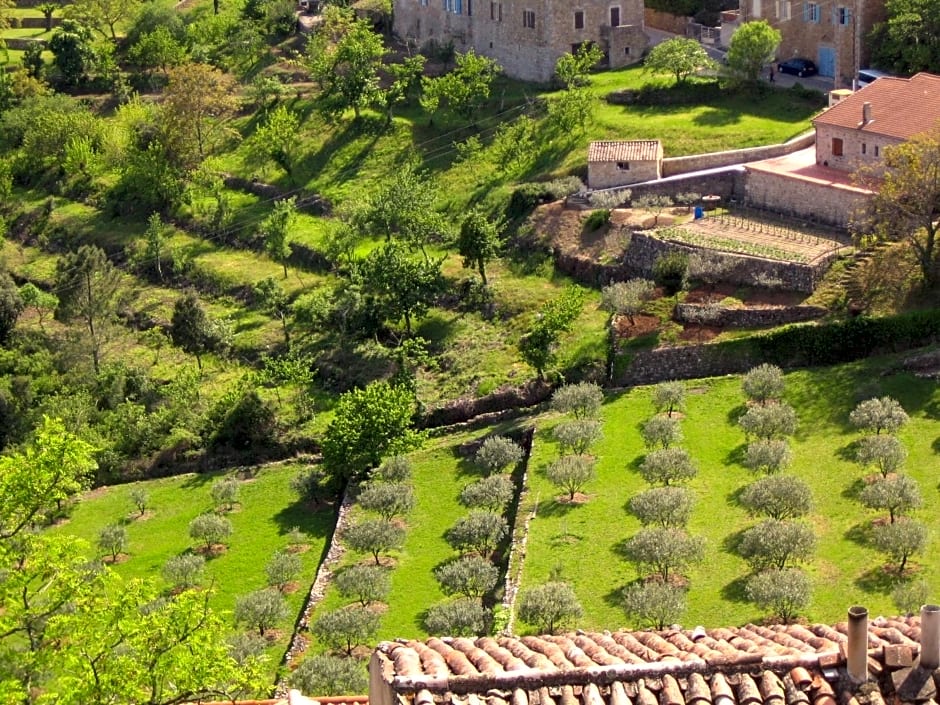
[613,314,660,340]
[285,543,311,554]
[556,492,590,505]
[102,553,130,565]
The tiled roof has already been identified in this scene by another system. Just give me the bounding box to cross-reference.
[371,615,934,705]
[813,72,940,140]
[589,140,663,163]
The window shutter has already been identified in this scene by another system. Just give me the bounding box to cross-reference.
[802,2,808,20]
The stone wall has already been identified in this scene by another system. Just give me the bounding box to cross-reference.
[16,17,59,29]
[615,341,756,386]
[814,123,899,176]
[661,131,816,177]
[553,245,637,286]
[625,231,832,292]
[743,167,869,228]
[674,303,828,327]
[420,380,553,428]
[643,7,688,33]
[588,157,661,189]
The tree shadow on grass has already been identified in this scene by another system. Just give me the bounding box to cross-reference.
[626,454,645,478]
[603,583,629,610]
[726,404,748,426]
[722,529,745,556]
[721,575,751,604]
[724,443,747,467]
[843,521,871,547]
[692,107,741,127]
[931,436,940,456]
[836,441,859,463]
[854,565,896,595]
[535,498,579,518]
[841,477,867,501]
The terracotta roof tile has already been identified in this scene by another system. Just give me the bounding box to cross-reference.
[588,140,663,163]
[812,72,940,140]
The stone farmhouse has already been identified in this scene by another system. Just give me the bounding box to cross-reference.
[733,0,885,86]
[392,0,648,82]
[370,606,940,705]
[588,140,663,188]
[813,72,940,175]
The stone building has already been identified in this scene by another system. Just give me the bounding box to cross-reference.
[587,140,663,188]
[733,0,885,86]
[392,0,648,83]
[812,72,940,175]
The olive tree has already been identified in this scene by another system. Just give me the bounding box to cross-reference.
[623,527,705,582]
[445,511,508,556]
[743,439,792,474]
[551,382,604,419]
[459,474,514,510]
[424,598,489,637]
[265,551,302,592]
[546,454,596,501]
[188,513,233,552]
[234,588,288,636]
[739,475,813,520]
[850,396,909,435]
[98,523,127,561]
[130,487,149,517]
[335,564,391,606]
[892,579,931,616]
[312,606,380,656]
[856,434,907,477]
[872,520,927,572]
[600,279,655,326]
[738,519,816,570]
[622,581,687,629]
[162,554,206,590]
[210,476,240,512]
[860,474,922,523]
[738,403,798,440]
[640,415,682,450]
[344,519,405,565]
[640,447,697,486]
[357,482,416,521]
[474,436,523,474]
[741,364,785,406]
[289,653,368,696]
[745,568,810,622]
[433,555,499,598]
[652,381,685,418]
[553,419,603,456]
[372,455,412,483]
[629,486,695,528]
[517,582,583,634]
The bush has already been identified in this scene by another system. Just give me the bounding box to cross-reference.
[210,390,277,450]
[584,209,610,232]
[424,598,489,636]
[290,466,339,504]
[433,555,499,598]
[518,582,583,633]
[653,251,689,296]
[289,654,368,696]
[162,553,206,590]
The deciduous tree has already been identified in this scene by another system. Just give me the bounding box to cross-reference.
[422,50,500,125]
[554,42,603,87]
[458,208,503,286]
[18,282,58,332]
[519,287,585,379]
[724,20,781,85]
[170,291,215,369]
[249,104,300,182]
[0,271,23,343]
[66,0,134,39]
[260,197,297,279]
[360,242,443,335]
[644,37,715,84]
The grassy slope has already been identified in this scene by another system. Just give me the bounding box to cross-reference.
[520,359,940,631]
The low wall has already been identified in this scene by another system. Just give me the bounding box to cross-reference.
[615,341,756,386]
[4,38,42,50]
[644,7,689,33]
[16,17,59,29]
[221,175,331,215]
[625,231,832,293]
[674,303,828,327]
[661,131,816,177]
[625,168,744,202]
[743,168,869,229]
[419,380,553,428]
[552,246,637,286]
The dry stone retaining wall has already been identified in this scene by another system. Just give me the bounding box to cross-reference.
[674,303,828,327]
[615,341,757,386]
[661,132,816,177]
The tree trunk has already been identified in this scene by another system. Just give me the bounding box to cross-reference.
[478,260,487,286]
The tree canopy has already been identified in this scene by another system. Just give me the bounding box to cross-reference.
[645,38,715,84]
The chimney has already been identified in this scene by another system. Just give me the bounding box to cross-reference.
[862,102,872,124]
[920,604,940,670]
[847,605,869,683]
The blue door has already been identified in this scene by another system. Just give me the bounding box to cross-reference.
[818,46,836,77]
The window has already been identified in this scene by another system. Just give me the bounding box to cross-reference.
[490,1,501,20]
[753,0,762,17]
[803,2,820,22]
[523,8,535,26]
[874,145,880,156]
[862,143,867,155]
[443,0,461,13]
[836,6,851,24]
[609,6,620,26]
[574,10,584,28]
[624,46,630,55]
[776,0,790,19]
[832,137,843,157]
[467,0,472,15]
[617,161,630,171]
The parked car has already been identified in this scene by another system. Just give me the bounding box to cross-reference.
[777,58,818,77]
[857,68,894,85]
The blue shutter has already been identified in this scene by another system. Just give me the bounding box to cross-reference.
[455,0,461,13]
[802,2,808,20]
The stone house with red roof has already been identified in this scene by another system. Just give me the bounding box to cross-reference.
[368,606,940,705]
[812,73,940,175]
[588,140,664,189]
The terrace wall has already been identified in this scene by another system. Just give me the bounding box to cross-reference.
[743,168,869,228]
[673,303,828,327]
[661,131,816,177]
[614,342,756,386]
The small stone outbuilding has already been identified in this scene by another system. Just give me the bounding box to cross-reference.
[588,140,663,189]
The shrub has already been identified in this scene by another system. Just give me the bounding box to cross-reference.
[652,251,688,296]
[459,474,515,510]
[745,568,810,622]
[335,564,391,606]
[622,581,686,629]
[474,436,523,474]
[445,511,508,556]
[589,188,630,209]
[741,364,785,405]
[210,390,277,450]
[629,486,695,527]
[433,555,499,598]
[424,598,489,636]
[289,654,368,696]
[312,606,380,656]
[518,582,583,633]
[290,466,339,504]
[162,554,206,590]
[551,382,604,419]
[583,209,610,232]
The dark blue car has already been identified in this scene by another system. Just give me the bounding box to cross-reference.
[777,58,818,77]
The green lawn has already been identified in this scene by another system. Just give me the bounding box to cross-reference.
[50,462,335,672]
[519,357,940,631]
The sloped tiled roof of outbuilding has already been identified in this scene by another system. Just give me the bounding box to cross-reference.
[371,615,931,705]
[589,141,663,163]
[813,72,940,140]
